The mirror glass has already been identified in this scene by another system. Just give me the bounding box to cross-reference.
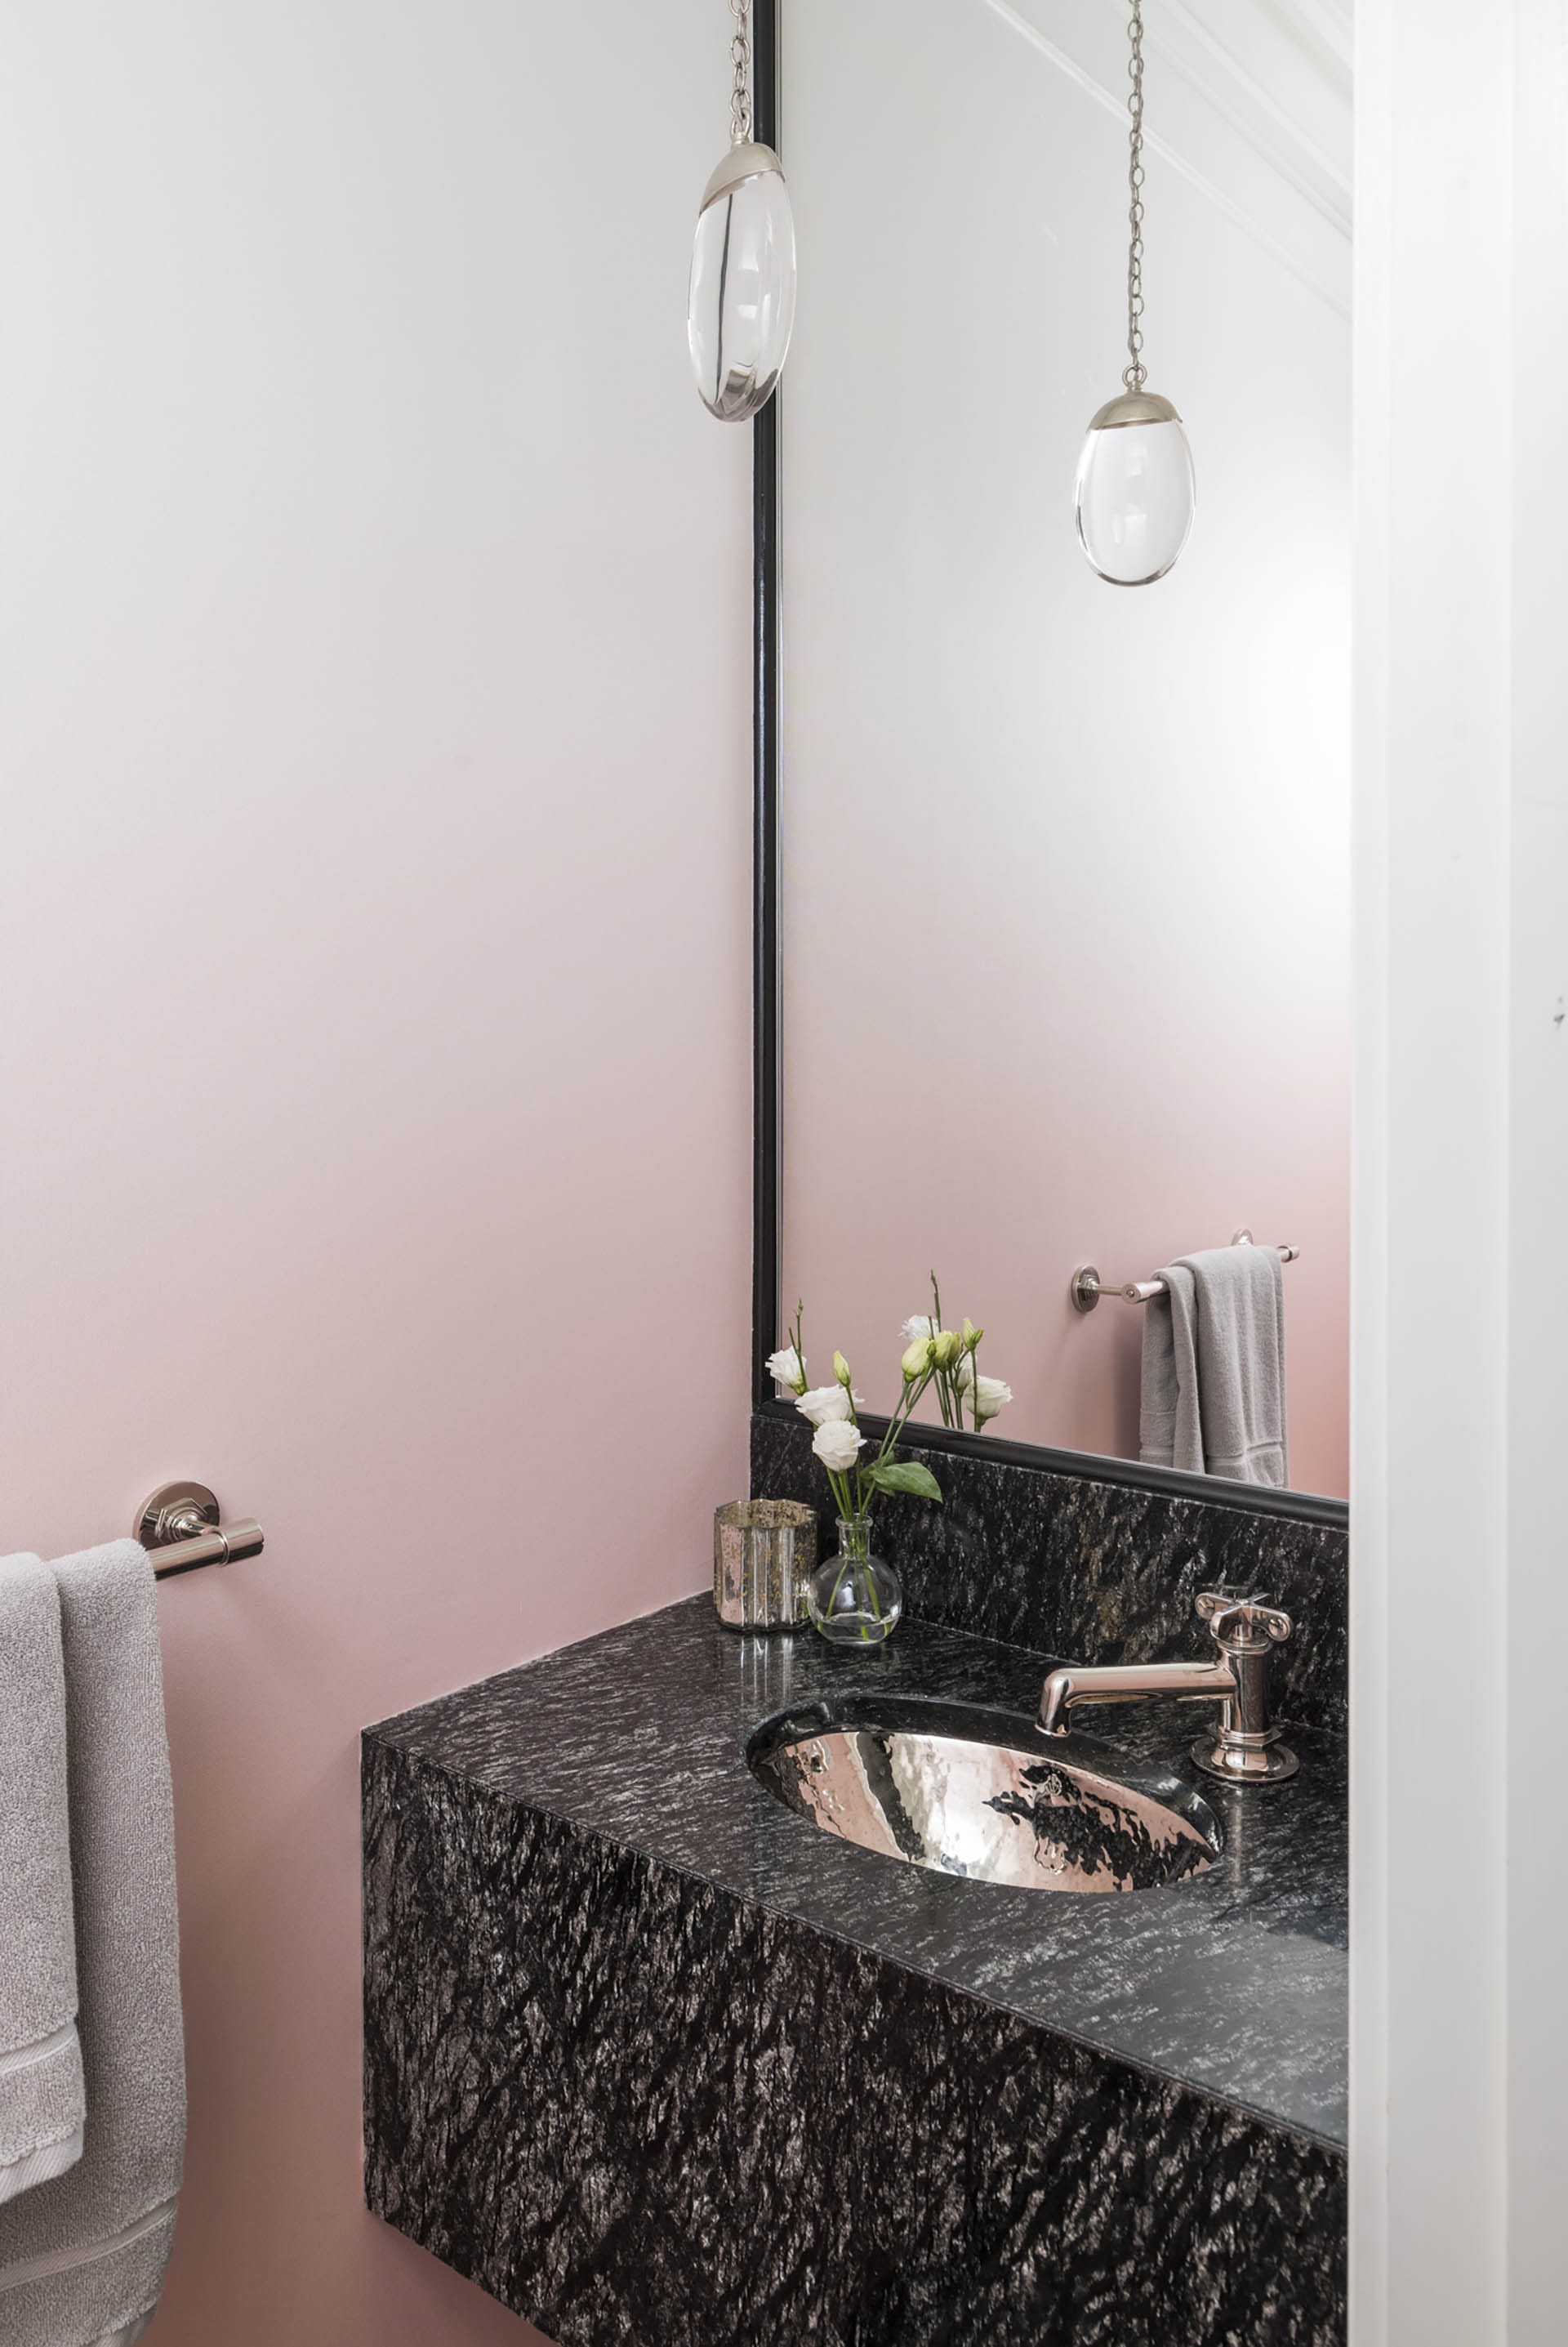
[776,0,1352,1500]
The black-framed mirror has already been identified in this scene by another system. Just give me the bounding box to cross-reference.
[750,0,1350,1536]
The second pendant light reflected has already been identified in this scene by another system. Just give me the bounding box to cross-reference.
[1076,2,1195,586]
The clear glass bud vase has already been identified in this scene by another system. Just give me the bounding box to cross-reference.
[808,1517,903,1646]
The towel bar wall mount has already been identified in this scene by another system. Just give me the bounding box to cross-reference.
[1071,1229,1301,1314]
[136,1481,265,1581]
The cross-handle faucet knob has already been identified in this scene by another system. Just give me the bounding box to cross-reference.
[1034,1592,1301,1786]
[1195,1591,1293,1649]
[1186,1590,1298,1783]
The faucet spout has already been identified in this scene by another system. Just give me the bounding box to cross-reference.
[1036,1591,1302,1786]
[1038,1658,1235,1737]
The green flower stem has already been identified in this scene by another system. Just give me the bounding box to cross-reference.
[830,1366,934,1520]
[854,1364,936,1513]
[858,1542,884,1641]
[927,1272,953,1426]
[824,1466,857,1524]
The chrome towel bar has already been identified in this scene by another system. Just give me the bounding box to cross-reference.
[136,1481,264,1581]
[1071,1229,1300,1314]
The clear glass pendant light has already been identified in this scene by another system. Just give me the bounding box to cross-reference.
[1076,2,1195,585]
[688,1,796,422]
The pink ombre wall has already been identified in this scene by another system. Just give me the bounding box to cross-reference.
[0,5,747,2342]
[777,0,1350,1499]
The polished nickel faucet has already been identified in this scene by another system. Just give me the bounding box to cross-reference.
[1037,1591,1298,1784]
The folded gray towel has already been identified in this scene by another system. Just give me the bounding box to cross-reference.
[1138,1262,1203,1474]
[0,1542,185,2346]
[1138,1244,1289,1486]
[0,1553,86,2207]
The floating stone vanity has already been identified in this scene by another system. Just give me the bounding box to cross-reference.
[363,1541,1348,2345]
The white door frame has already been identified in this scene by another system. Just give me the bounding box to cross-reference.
[1352,3,1566,2338]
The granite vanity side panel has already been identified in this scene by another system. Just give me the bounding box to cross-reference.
[363,1735,1346,2347]
[751,1412,1348,1736]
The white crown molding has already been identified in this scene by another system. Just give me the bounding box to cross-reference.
[1276,0,1353,77]
[974,0,1351,313]
[1154,0,1352,234]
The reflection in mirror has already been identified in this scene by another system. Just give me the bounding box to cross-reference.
[774,0,1351,1501]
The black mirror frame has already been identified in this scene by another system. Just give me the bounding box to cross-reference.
[746,0,1348,1535]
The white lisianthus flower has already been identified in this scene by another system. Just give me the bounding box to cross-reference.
[812,1418,866,1474]
[900,1314,938,1345]
[795,1383,864,1427]
[959,1370,1013,1425]
[765,1345,807,1396]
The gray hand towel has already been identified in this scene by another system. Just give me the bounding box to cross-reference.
[0,1542,185,2347]
[1138,1245,1289,1486]
[0,1554,86,2206]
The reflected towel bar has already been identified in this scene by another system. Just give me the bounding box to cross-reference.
[1071,1229,1300,1314]
[136,1481,265,1581]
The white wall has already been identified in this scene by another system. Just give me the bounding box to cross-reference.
[1352,0,1568,2336]
[0,7,751,2344]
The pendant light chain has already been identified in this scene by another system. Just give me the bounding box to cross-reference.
[1123,0,1147,392]
[728,0,753,147]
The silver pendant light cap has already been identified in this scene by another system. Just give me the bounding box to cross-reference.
[701,141,786,213]
[1087,388,1184,431]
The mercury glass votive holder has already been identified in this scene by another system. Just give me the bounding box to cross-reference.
[713,1499,817,1632]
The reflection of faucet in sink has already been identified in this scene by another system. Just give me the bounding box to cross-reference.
[1037,1592,1298,1785]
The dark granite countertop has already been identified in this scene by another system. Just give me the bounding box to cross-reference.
[368,1594,1348,2151]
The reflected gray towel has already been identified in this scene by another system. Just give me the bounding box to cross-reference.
[0,1542,185,2347]
[1139,1246,1289,1486]
[0,1554,86,2206]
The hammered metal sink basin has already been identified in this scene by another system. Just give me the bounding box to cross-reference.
[747,1694,1222,1894]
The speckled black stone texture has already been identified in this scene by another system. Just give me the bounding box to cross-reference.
[363,1600,1347,2345]
[752,1408,1349,1737]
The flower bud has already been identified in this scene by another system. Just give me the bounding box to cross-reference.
[902,1338,933,1381]
[834,1350,853,1388]
[962,1317,983,1352]
[932,1329,962,1370]
[972,1374,1013,1426]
